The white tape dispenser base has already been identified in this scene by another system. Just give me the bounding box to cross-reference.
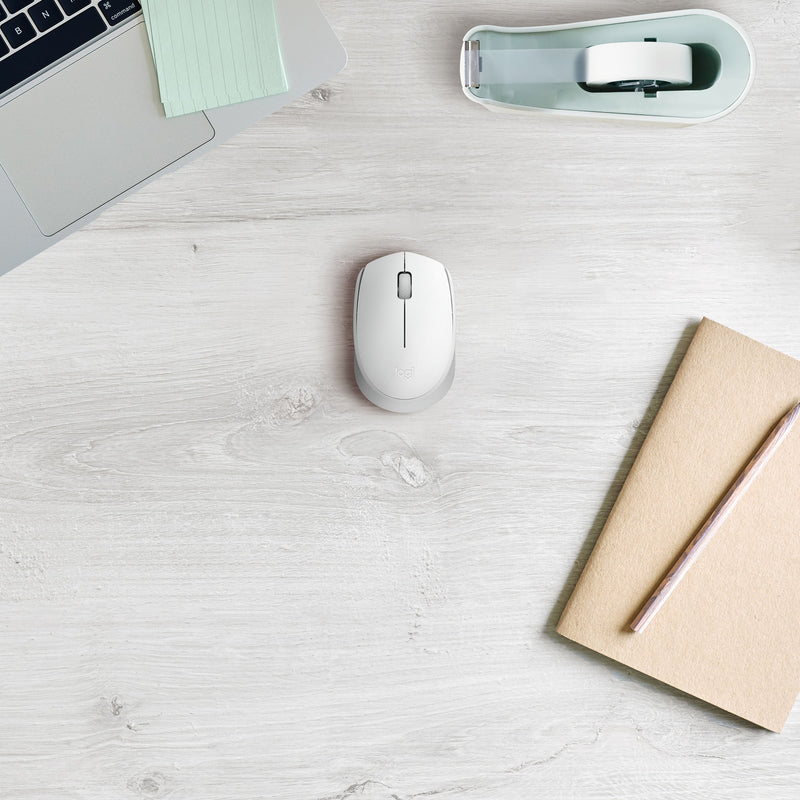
[460,9,755,125]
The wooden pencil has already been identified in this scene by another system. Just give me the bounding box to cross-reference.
[631,401,800,633]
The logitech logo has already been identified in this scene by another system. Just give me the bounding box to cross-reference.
[395,367,415,380]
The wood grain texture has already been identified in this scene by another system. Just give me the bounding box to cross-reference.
[1,1,800,797]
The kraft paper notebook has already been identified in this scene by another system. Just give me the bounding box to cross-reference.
[557,318,800,732]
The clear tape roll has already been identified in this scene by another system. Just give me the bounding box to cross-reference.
[476,41,693,88]
[584,42,692,86]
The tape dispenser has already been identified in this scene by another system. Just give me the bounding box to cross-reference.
[461,9,754,124]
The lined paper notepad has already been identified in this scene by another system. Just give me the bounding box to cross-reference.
[141,0,289,118]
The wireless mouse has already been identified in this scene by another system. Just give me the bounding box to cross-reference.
[353,252,455,413]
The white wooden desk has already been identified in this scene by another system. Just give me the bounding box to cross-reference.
[1,1,799,797]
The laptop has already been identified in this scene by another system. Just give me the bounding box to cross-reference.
[0,0,346,276]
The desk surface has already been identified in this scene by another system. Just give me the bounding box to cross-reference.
[2,1,800,797]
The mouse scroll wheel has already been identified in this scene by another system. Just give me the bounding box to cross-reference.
[397,271,412,300]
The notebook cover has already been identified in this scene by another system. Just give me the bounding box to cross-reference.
[556,318,800,732]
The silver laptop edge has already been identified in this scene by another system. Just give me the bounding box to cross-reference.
[0,0,346,277]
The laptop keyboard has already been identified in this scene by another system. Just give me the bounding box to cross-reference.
[0,0,141,97]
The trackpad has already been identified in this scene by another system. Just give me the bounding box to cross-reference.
[0,22,214,236]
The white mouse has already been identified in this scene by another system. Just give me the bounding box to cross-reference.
[353,252,455,413]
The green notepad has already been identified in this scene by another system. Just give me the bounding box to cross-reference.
[141,0,289,118]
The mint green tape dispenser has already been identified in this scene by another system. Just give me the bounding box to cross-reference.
[461,9,754,124]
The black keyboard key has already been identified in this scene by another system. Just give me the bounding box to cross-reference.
[29,0,64,32]
[4,1,34,13]
[0,37,8,58]
[0,6,7,23]
[0,7,106,94]
[56,0,90,16]
[98,0,140,26]
[1,13,36,48]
